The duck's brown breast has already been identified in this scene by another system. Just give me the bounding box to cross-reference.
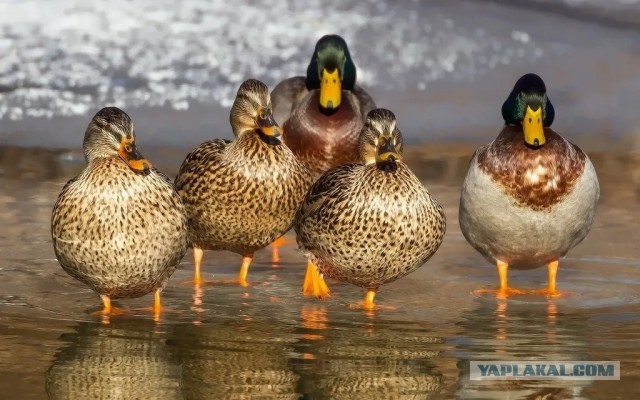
[283,90,364,176]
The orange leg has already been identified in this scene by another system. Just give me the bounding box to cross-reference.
[531,260,566,297]
[153,289,161,321]
[301,260,330,299]
[547,260,558,294]
[364,289,376,309]
[473,260,526,298]
[271,236,287,265]
[193,247,204,285]
[348,288,394,310]
[238,254,253,287]
[101,294,111,314]
[498,260,508,290]
[91,295,126,320]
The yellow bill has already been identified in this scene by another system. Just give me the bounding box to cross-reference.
[523,105,545,147]
[319,68,341,109]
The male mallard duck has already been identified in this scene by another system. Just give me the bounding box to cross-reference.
[459,73,600,297]
[51,107,188,317]
[271,34,376,177]
[174,79,313,287]
[294,108,446,308]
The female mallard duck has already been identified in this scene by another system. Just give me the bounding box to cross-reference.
[51,107,188,317]
[459,73,600,297]
[174,79,313,287]
[294,108,446,308]
[271,34,376,177]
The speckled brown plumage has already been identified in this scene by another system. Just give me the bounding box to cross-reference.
[295,109,446,291]
[476,125,587,211]
[174,79,313,261]
[51,107,188,300]
[175,134,311,254]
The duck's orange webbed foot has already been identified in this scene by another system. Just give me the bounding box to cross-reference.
[472,260,529,299]
[348,289,395,311]
[302,261,330,299]
[530,260,569,298]
[472,287,529,299]
[129,290,181,322]
[529,288,569,298]
[91,295,128,317]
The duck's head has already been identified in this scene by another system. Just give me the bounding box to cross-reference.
[359,108,403,166]
[83,107,152,173]
[230,79,282,143]
[501,73,555,148]
[305,34,357,111]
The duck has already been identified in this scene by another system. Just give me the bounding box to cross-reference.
[459,73,600,297]
[271,34,376,177]
[294,108,446,309]
[174,79,313,287]
[51,107,188,318]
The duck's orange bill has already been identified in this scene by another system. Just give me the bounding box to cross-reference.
[256,108,283,138]
[118,136,152,172]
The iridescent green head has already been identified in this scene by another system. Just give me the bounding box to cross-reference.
[305,34,357,110]
[501,73,555,148]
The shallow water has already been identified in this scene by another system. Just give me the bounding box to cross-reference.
[1,0,639,147]
[1,146,639,399]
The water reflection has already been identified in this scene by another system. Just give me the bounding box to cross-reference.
[168,315,299,399]
[2,144,640,399]
[455,298,592,399]
[292,305,445,399]
[45,318,181,400]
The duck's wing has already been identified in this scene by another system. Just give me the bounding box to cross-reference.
[352,84,377,118]
[295,163,359,224]
[174,139,231,190]
[271,76,308,126]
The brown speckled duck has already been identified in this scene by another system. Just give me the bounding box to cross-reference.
[459,73,600,297]
[295,108,446,309]
[51,107,188,317]
[271,34,376,177]
[174,79,313,287]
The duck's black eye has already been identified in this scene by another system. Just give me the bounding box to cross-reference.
[125,144,132,152]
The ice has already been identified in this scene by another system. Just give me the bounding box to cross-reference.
[0,0,544,121]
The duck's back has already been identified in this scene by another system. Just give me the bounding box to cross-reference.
[295,162,446,287]
[175,135,312,254]
[52,157,188,298]
[271,76,309,126]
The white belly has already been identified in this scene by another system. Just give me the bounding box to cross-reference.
[459,157,599,268]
